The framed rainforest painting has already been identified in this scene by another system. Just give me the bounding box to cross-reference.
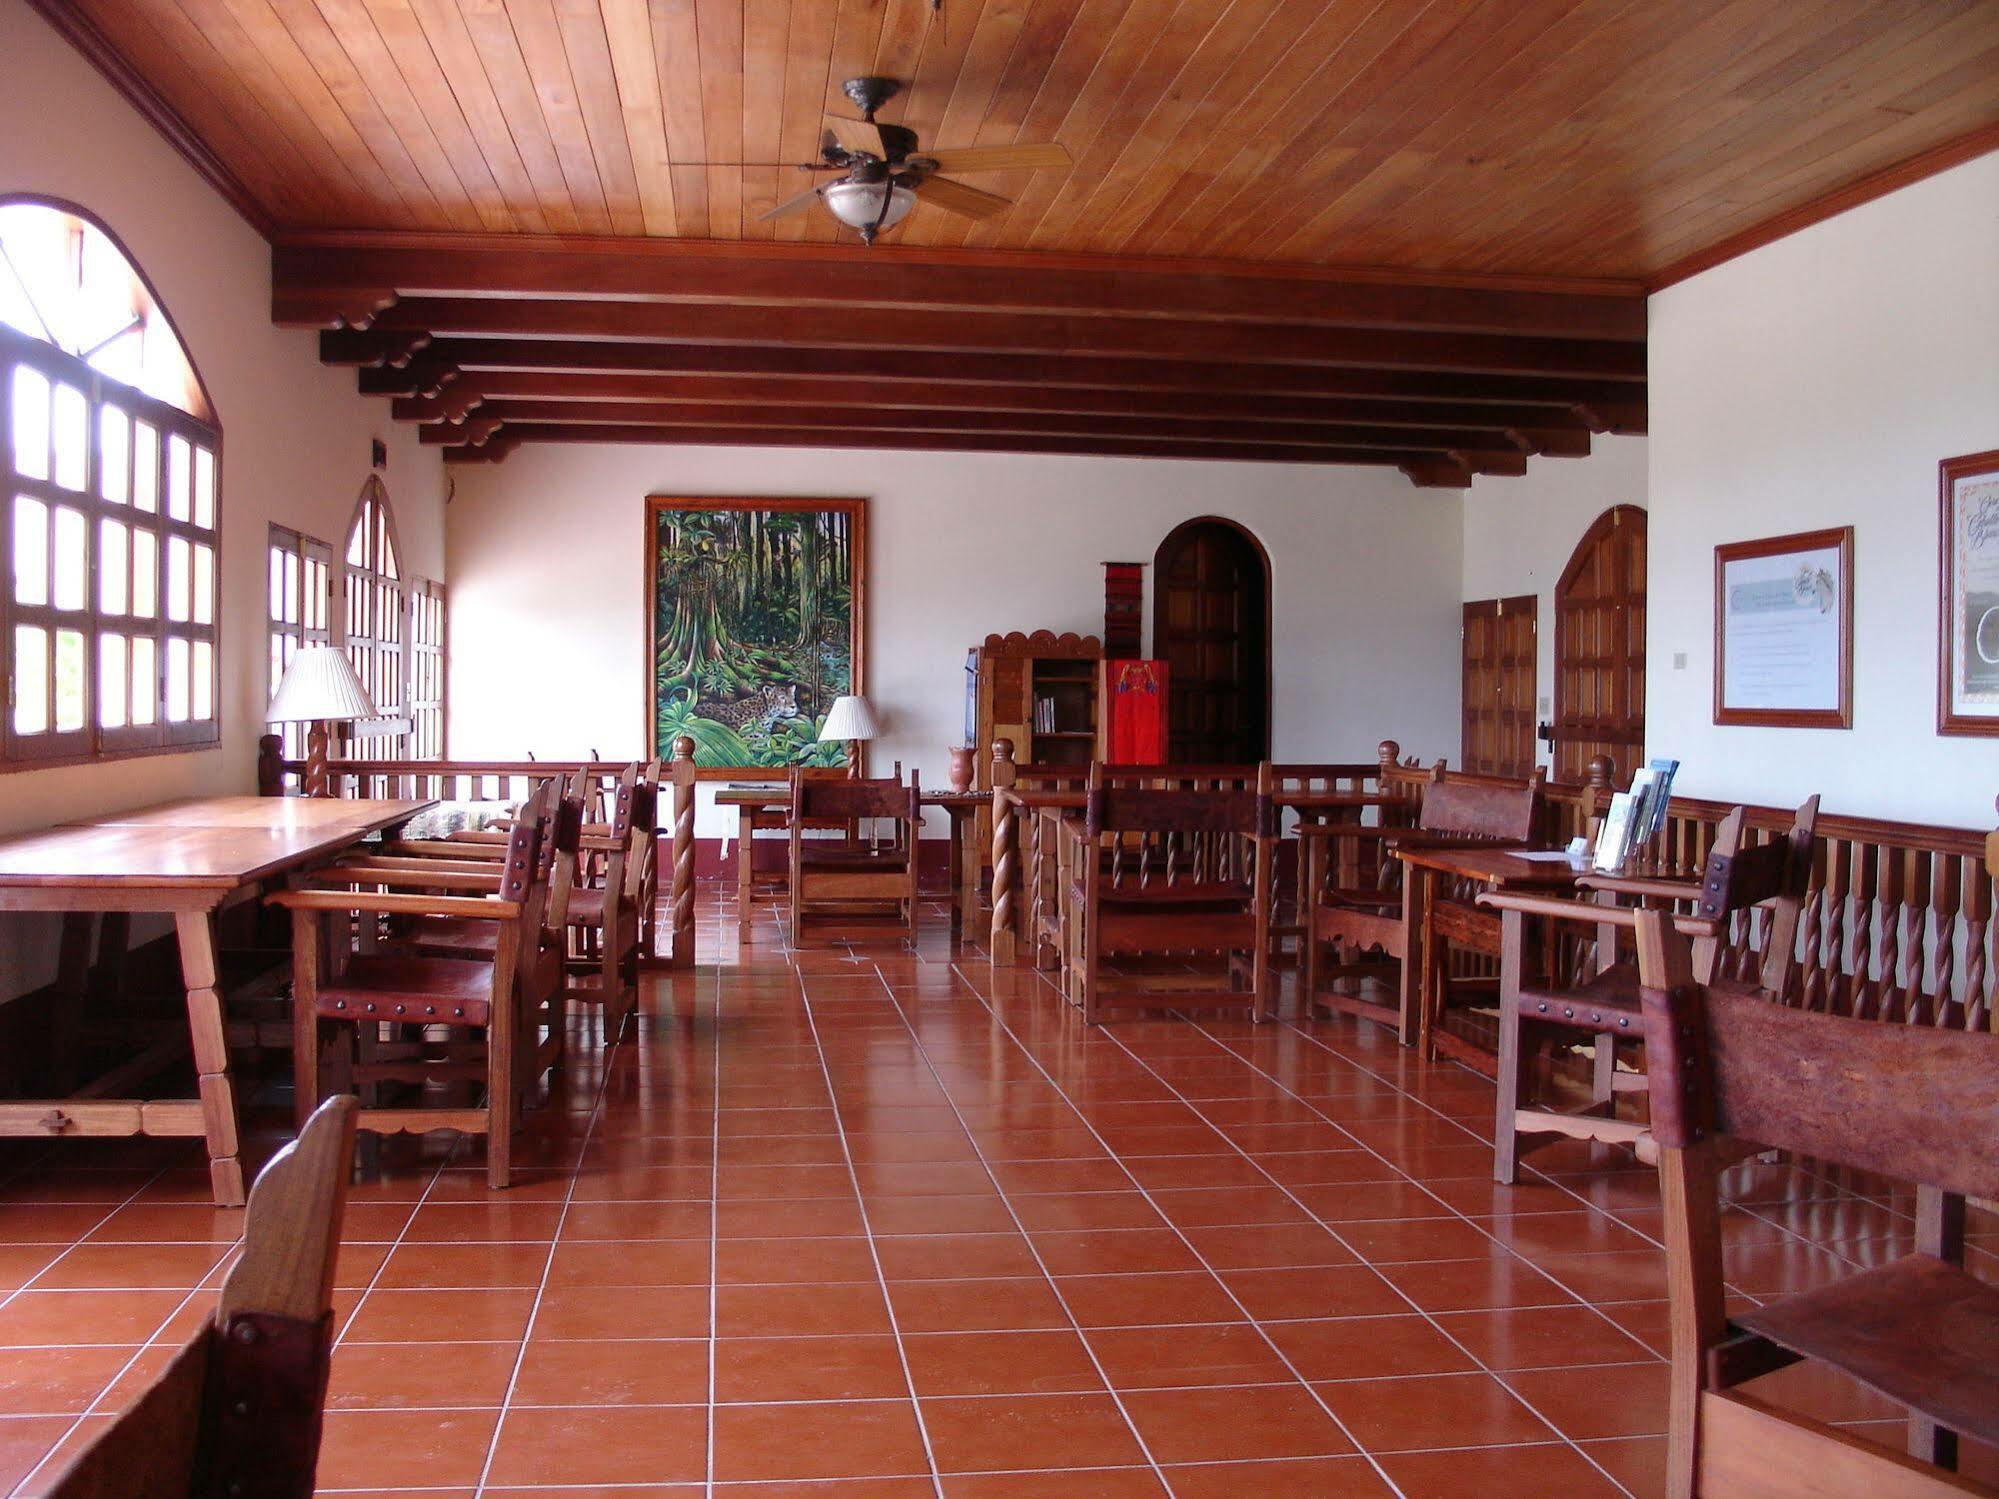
[644,496,867,776]
[1938,449,1999,736]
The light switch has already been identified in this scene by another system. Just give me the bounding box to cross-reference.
[1536,696,1550,715]
[1673,652,1688,670]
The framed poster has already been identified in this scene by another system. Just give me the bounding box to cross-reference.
[1938,449,1999,736]
[1713,526,1853,728]
[645,496,867,778]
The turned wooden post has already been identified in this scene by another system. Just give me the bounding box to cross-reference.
[1376,739,1400,776]
[1585,753,1618,860]
[256,733,285,796]
[668,736,698,970]
[990,738,1019,966]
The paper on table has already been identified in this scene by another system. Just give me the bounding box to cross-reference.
[1513,850,1591,864]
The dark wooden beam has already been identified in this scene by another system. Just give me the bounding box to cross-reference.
[393,372,1625,432]
[371,297,1645,379]
[320,328,430,367]
[1400,459,1476,489]
[402,337,1644,408]
[357,364,459,398]
[431,421,1520,470]
[439,399,1521,453]
[1510,427,1593,457]
[270,232,1647,341]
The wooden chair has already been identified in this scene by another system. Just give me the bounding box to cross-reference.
[1069,761,1278,1024]
[563,761,653,1037]
[331,775,585,1106]
[1041,763,1260,985]
[1299,768,1542,1036]
[1478,796,1820,1183]
[272,796,553,1189]
[1634,905,1999,1499]
[42,1096,356,1499]
[789,771,922,942]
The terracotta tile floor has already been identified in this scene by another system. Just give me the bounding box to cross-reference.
[2,886,1996,1497]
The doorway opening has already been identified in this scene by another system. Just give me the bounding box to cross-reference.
[1152,517,1271,763]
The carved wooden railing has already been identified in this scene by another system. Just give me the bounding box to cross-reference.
[1601,794,1991,1030]
[256,735,700,970]
[989,735,1997,1041]
[1441,758,1996,1036]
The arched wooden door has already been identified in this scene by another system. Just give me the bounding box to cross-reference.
[1553,505,1647,785]
[1152,518,1270,763]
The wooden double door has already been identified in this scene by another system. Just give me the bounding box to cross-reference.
[1462,506,1648,785]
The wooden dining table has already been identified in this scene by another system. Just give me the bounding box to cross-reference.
[1392,843,1589,1071]
[0,794,434,1204]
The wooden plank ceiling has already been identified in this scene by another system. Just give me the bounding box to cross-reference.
[34,0,1999,478]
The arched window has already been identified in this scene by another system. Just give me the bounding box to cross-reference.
[343,477,404,754]
[1,198,219,766]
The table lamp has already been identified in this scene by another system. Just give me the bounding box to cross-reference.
[818,694,879,777]
[266,645,380,796]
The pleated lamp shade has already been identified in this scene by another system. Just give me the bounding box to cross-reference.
[817,695,881,743]
[267,645,380,723]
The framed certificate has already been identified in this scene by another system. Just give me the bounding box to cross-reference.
[1713,527,1853,728]
[1938,449,1999,737]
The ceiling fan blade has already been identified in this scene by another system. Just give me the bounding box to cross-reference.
[911,174,1013,221]
[824,116,888,158]
[917,142,1072,173]
[756,184,825,222]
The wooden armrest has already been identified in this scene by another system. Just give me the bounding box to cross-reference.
[1578,873,1704,901]
[321,863,505,892]
[382,838,505,860]
[338,855,503,877]
[580,835,626,853]
[1476,890,1633,925]
[1474,890,1721,939]
[269,889,522,919]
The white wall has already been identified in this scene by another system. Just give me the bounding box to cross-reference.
[1461,436,1648,770]
[448,443,1467,836]
[1646,150,1999,828]
[0,4,449,993]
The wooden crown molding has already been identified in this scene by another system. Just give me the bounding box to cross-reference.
[1647,122,1999,292]
[23,0,273,239]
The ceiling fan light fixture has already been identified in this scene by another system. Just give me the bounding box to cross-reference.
[821,179,916,236]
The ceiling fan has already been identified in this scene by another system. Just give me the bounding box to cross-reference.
[748,77,1072,243]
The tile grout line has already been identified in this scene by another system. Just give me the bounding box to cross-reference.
[1125,1007,1642,1496]
[794,959,947,1499]
[5,1163,181,1499]
[949,958,1411,1499]
[470,1007,617,1498]
[706,967,722,1499]
[1267,1011,1854,1297]
[862,963,1183,1495]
